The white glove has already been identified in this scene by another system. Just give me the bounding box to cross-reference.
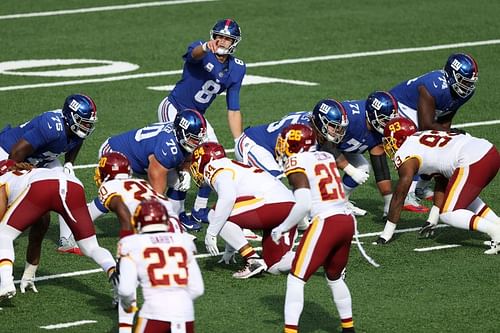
[215,47,230,55]
[271,226,286,245]
[205,233,219,256]
[218,246,237,264]
[173,170,191,192]
[343,164,369,185]
[20,278,38,293]
[63,162,75,177]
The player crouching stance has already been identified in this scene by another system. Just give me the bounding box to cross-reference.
[271,124,356,333]
[0,160,117,301]
[376,117,500,253]
[118,198,204,333]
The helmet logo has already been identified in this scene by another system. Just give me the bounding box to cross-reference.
[318,103,332,114]
[178,117,190,130]
[451,59,462,71]
[371,98,383,111]
[68,99,81,112]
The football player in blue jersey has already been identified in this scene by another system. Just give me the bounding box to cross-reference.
[87,109,207,232]
[0,93,97,257]
[157,18,245,227]
[389,53,479,216]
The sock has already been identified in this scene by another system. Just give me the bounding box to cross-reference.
[343,184,355,200]
[469,199,500,223]
[284,274,305,328]
[440,210,500,238]
[239,244,257,260]
[194,185,211,211]
[408,180,418,193]
[219,222,248,250]
[0,226,19,285]
[380,221,397,241]
[58,215,74,239]
[327,277,353,330]
[77,236,116,273]
[383,194,392,215]
[0,259,14,285]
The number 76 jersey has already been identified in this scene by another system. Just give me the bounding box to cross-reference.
[284,151,350,218]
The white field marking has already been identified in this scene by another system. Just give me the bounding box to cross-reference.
[72,118,499,170]
[147,74,318,91]
[0,0,218,20]
[414,244,462,252]
[40,320,97,330]
[2,39,500,92]
[12,225,450,285]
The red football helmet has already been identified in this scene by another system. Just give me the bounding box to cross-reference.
[190,142,226,186]
[0,159,16,176]
[132,198,174,233]
[275,124,317,166]
[94,152,132,187]
[383,117,417,159]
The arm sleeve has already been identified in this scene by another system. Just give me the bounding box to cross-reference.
[277,188,312,231]
[206,171,237,236]
[117,256,137,305]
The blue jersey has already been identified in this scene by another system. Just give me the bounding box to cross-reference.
[244,111,311,155]
[390,70,473,122]
[0,110,82,167]
[338,100,382,154]
[168,40,246,113]
[108,123,189,175]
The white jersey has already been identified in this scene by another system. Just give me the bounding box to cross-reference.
[97,178,176,218]
[204,158,294,204]
[395,131,493,178]
[118,232,203,322]
[0,168,81,205]
[284,151,350,218]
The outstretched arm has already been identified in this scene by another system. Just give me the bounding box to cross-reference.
[227,110,243,139]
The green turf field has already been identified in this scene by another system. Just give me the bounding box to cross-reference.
[1,0,499,332]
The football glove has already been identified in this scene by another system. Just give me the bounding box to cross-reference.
[418,221,437,238]
[205,233,219,256]
[218,248,237,264]
[20,278,38,294]
[344,164,369,185]
[173,170,191,192]
[63,162,75,177]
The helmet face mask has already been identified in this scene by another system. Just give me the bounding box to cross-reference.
[210,18,242,54]
[190,142,226,187]
[310,99,349,144]
[365,91,399,135]
[132,198,172,233]
[174,109,208,153]
[382,117,417,160]
[94,152,131,187]
[62,94,97,139]
[444,53,479,98]
[275,124,317,168]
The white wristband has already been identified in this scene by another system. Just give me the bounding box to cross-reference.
[202,42,209,52]
[343,164,357,177]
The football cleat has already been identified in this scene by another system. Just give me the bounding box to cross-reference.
[191,207,210,224]
[0,282,16,302]
[57,236,83,256]
[179,212,202,232]
[346,201,367,216]
[373,236,390,245]
[484,241,500,255]
[415,185,434,201]
[403,193,429,213]
[243,228,262,241]
[232,257,267,279]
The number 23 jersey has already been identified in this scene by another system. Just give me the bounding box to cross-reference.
[394,131,493,178]
[284,151,350,218]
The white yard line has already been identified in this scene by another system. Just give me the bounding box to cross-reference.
[414,244,462,252]
[1,39,500,92]
[40,320,97,330]
[73,119,500,170]
[0,0,218,20]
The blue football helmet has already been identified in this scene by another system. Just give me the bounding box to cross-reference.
[444,53,478,98]
[174,109,207,152]
[210,18,242,54]
[310,99,349,144]
[62,94,97,139]
[365,91,399,135]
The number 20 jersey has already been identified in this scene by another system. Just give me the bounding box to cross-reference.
[284,151,350,218]
[394,131,493,178]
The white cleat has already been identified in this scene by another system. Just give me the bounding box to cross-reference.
[346,201,367,216]
[232,258,267,279]
[0,282,16,302]
[484,240,500,255]
[243,228,262,242]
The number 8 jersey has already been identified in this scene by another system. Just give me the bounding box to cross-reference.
[284,151,350,218]
[394,131,493,178]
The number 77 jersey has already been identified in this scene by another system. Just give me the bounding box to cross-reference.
[284,151,350,218]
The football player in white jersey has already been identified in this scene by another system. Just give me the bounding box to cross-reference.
[190,142,299,278]
[0,161,117,301]
[118,198,203,333]
[93,152,183,332]
[271,124,356,333]
[376,117,500,254]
